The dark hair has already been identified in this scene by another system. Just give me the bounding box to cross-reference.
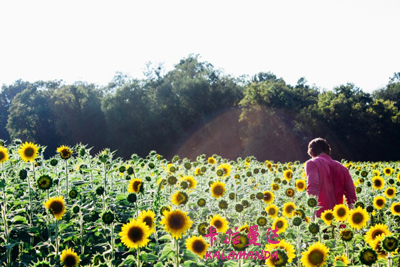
[308,138,331,157]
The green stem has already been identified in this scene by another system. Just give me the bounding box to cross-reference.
[65,160,68,201]
[137,247,141,267]
[111,222,115,264]
[55,219,59,257]
[175,238,180,267]
[80,212,84,255]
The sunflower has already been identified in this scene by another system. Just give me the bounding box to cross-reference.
[300,241,329,267]
[256,217,267,227]
[37,175,53,190]
[185,236,209,259]
[340,229,353,242]
[384,187,396,199]
[285,188,295,197]
[181,175,197,189]
[137,210,156,233]
[160,209,193,239]
[210,181,226,198]
[262,190,275,204]
[282,202,296,218]
[171,191,189,206]
[228,233,247,251]
[265,204,279,218]
[57,145,73,160]
[333,204,349,222]
[102,211,114,225]
[359,247,378,266]
[265,161,273,169]
[390,202,400,216]
[217,163,231,177]
[197,198,206,207]
[18,142,39,162]
[208,157,216,164]
[0,146,9,164]
[364,223,391,247]
[321,209,334,226]
[283,170,293,182]
[272,217,288,234]
[295,179,306,192]
[119,219,151,248]
[307,197,318,208]
[372,176,384,190]
[265,239,296,263]
[44,196,66,220]
[372,235,388,259]
[266,249,289,267]
[373,196,386,210]
[128,178,143,194]
[197,222,208,236]
[210,214,229,233]
[382,235,399,252]
[383,167,393,176]
[60,248,80,267]
[334,254,349,266]
[271,183,280,191]
[347,206,369,230]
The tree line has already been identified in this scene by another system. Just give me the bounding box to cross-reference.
[1,55,399,162]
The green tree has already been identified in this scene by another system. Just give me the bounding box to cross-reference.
[6,82,61,153]
[0,80,30,142]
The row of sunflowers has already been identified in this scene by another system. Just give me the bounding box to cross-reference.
[0,140,399,266]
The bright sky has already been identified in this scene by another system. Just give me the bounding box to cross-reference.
[1,0,399,93]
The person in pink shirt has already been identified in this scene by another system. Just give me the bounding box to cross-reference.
[305,138,356,217]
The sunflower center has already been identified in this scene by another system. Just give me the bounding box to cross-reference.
[352,213,364,224]
[0,152,4,160]
[308,250,324,265]
[337,208,346,217]
[298,183,304,189]
[169,213,185,230]
[394,204,400,213]
[285,206,294,214]
[264,193,272,201]
[61,149,70,157]
[324,213,333,221]
[387,189,394,196]
[372,230,384,239]
[222,168,227,174]
[214,220,222,229]
[50,201,63,214]
[177,193,184,202]
[376,199,384,206]
[64,255,77,267]
[143,217,153,228]
[25,148,34,157]
[128,226,144,242]
[276,221,283,228]
[133,181,141,192]
[213,185,224,196]
[269,208,276,215]
[192,240,206,253]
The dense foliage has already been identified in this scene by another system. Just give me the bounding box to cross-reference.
[0,142,399,267]
[1,55,399,161]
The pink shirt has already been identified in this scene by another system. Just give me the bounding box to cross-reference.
[305,154,356,217]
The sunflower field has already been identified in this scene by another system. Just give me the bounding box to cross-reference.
[0,141,400,267]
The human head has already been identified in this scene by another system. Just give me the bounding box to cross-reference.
[308,138,331,157]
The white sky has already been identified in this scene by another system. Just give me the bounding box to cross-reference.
[1,0,399,93]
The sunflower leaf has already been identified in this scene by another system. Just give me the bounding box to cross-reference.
[184,260,205,267]
[182,249,198,261]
